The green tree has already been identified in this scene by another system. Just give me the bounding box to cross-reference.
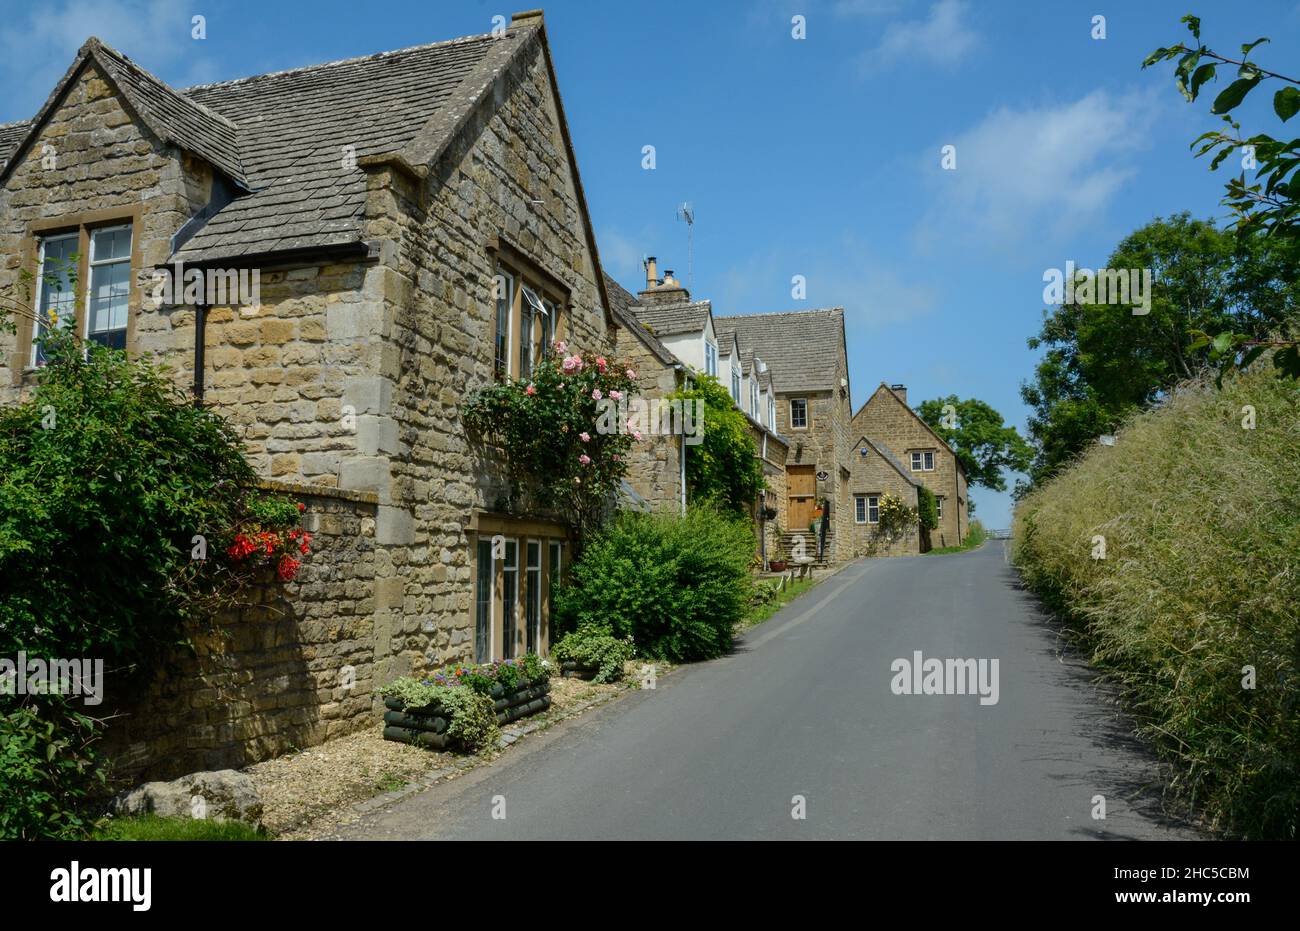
[915,395,1032,492]
[1145,14,1300,377]
[1018,214,1299,483]
[671,376,764,518]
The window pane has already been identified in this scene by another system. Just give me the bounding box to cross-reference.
[502,541,518,659]
[495,271,512,378]
[475,539,493,663]
[526,541,541,654]
[87,258,130,343]
[34,235,78,365]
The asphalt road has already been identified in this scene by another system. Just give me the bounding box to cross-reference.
[338,542,1202,840]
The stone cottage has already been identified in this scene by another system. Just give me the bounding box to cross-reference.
[851,383,969,551]
[0,10,655,773]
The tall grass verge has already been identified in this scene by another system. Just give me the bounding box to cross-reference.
[1012,366,1300,838]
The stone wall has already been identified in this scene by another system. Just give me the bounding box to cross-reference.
[100,483,379,782]
[616,324,683,512]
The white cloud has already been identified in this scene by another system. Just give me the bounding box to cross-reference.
[858,0,978,73]
[0,0,207,122]
[918,89,1160,249]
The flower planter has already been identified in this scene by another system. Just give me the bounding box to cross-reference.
[382,677,552,750]
[768,559,788,572]
[559,660,600,680]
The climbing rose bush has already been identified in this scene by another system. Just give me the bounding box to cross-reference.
[463,343,640,548]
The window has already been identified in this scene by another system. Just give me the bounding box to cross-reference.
[936,496,944,520]
[855,495,867,524]
[790,398,808,429]
[548,541,563,604]
[494,269,514,378]
[910,452,922,471]
[924,451,935,471]
[910,451,936,472]
[519,286,548,379]
[31,233,78,367]
[867,495,880,524]
[474,539,494,663]
[750,377,759,419]
[704,340,717,377]
[767,395,775,430]
[731,365,740,403]
[525,541,542,654]
[501,540,518,659]
[85,225,131,350]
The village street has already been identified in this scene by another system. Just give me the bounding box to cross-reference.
[336,543,1202,841]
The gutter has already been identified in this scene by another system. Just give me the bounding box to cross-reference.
[192,303,208,406]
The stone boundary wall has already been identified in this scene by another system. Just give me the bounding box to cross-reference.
[100,481,379,782]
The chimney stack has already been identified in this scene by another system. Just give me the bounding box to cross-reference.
[890,383,907,403]
[644,256,658,290]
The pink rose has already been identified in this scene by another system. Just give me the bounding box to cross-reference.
[596,357,608,372]
[609,390,623,401]
[580,432,590,442]
[579,454,591,465]
[562,355,582,373]
[626,368,636,379]
[633,430,643,441]
[592,389,602,400]
[525,383,536,396]
[554,340,568,354]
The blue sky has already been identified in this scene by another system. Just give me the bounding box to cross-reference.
[3,0,1297,525]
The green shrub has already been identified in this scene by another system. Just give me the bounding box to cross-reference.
[917,486,939,531]
[379,678,499,753]
[0,698,105,840]
[1012,365,1300,838]
[552,628,634,682]
[554,508,754,662]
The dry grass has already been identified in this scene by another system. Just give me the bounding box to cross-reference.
[1012,365,1300,838]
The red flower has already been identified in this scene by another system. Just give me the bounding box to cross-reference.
[297,502,306,512]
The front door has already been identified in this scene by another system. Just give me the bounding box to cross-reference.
[788,465,816,529]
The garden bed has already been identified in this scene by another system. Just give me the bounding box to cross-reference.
[382,676,552,749]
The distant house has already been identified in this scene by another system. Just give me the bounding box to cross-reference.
[851,383,969,551]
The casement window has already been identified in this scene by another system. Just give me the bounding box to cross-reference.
[525,541,542,654]
[500,539,519,660]
[31,233,78,367]
[475,538,494,663]
[867,495,880,524]
[936,496,944,520]
[731,365,740,403]
[494,269,514,378]
[548,541,563,603]
[85,225,132,350]
[750,377,759,419]
[855,495,867,524]
[910,450,935,472]
[704,340,717,377]
[493,262,563,382]
[790,398,808,430]
[767,395,775,429]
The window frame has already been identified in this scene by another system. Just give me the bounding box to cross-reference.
[30,231,80,368]
[83,223,133,351]
[790,398,808,430]
[935,496,944,520]
[854,495,867,524]
[474,538,495,664]
[487,237,570,385]
[731,364,740,403]
[867,495,880,524]
[525,540,542,654]
[500,538,519,660]
[16,209,141,382]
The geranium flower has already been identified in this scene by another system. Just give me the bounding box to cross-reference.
[525,383,536,396]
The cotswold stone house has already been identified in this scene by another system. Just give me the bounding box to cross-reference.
[713,309,854,563]
[851,383,969,552]
[607,264,789,561]
[0,11,661,773]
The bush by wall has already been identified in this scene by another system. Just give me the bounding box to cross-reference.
[1012,365,1300,838]
[554,508,754,662]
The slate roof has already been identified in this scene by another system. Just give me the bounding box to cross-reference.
[603,272,678,366]
[0,121,30,170]
[713,308,845,394]
[629,300,712,337]
[856,436,920,486]
[2,25,542,265]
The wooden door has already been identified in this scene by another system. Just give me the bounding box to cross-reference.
[788,465,816,528]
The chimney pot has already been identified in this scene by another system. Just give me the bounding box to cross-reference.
[645,256,658,290]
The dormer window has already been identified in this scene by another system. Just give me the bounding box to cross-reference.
[731,364,740,403]
[704,340,717,377]
[750,376,759,418]
[767,395,775,429]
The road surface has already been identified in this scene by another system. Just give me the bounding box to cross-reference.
[337,541,1201,840]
